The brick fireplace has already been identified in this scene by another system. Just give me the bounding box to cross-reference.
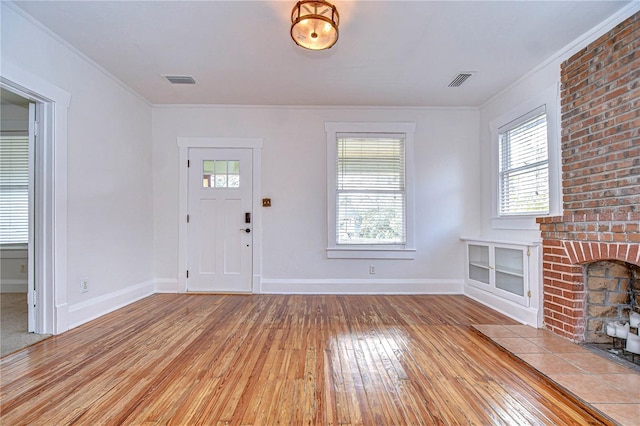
[536,12,639,342]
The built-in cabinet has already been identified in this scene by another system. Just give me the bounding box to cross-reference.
[464,239,539,307]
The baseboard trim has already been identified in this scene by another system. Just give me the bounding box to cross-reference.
[55,303,69,335]
[260,278,464,294]
[67,280,155,329]
[58,278,538,329]
[155,278,179,293]
[464,284,539,326]
[0,280,28,293]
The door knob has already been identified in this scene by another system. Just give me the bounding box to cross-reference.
[240,228,251,233]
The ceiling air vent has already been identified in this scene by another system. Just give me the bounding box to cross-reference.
[164,75,196,85]
[448,72,475,88]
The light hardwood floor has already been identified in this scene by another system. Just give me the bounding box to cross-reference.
[0,294,609,425]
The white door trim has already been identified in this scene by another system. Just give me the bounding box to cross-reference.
[177,137,263,294]
[1,60,71,334]
[27,103,36,333]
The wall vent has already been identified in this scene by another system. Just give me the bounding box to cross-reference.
[448,72,475,87]
[164,75,196,85]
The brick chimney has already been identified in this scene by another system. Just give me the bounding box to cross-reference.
[537,12,640,342]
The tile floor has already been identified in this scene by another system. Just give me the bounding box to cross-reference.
[473,324,640,426]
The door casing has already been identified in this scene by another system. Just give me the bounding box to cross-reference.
[2,62,72,335]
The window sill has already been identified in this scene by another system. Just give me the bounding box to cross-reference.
[326,248,416,260]
[491,215,543,230]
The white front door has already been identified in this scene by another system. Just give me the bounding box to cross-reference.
[187,148,253,292]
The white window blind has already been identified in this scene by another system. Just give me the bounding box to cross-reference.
[336,134,406,245]
[498,109,549,216]
[0,135,29,244]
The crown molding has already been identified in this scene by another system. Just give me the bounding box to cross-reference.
[481,1,640,110]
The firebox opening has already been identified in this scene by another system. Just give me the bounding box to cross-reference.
[585,260,638,342]
[584,260,640,366]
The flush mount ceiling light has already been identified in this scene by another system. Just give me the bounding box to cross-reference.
[291,0,339,50]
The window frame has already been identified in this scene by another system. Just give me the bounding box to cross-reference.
[498,105,549,216]
[325,122,416,259]
[489,84,561,230]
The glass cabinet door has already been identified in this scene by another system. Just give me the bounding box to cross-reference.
[468,244,490,285]
[494,247,524,297]
[464,240,533,307]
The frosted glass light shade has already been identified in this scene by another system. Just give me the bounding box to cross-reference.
[291,0,339,50]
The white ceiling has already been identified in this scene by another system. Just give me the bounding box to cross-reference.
[12,0,633,107]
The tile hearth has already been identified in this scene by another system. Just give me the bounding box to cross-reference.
[473,324,640,426]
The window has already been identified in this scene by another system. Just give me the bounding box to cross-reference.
[498,107,549,216]
[0,135,29,244]
[490,84,561,230]
[337,134,406,245]
[325,122,415,259]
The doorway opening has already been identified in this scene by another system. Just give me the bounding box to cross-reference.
[0,87,51,355]
[1,69,70,339]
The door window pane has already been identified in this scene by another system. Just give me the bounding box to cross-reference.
[228,161,240,188]
[202,160,240,189]
[215,174,228,188]
[203,160,214,187]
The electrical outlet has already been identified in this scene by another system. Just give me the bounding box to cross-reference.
[80,278,89,293]
[20,264,26,274]
[369,265,376,274]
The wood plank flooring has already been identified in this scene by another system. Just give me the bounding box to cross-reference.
[0,294,610,425]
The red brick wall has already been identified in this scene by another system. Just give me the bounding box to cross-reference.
[537,216,639,340]
[537,12,640,342]
[560,13,640,214]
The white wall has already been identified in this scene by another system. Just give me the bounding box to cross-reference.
[473,29,571,326]
[477,4,639,243]
[0,250,28,293]
[153,106,480,293]
[2,1,636,331]
[478,61,562,243]
[1,4,155,329]
[474,5,639,325]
